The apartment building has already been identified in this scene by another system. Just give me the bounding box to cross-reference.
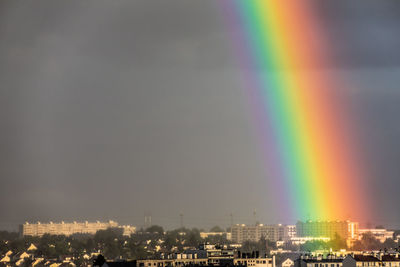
[231,224,289,243]
[19,220,135,236]
[296,221,359,240]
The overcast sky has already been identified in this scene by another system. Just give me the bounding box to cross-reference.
[0,1,400,231]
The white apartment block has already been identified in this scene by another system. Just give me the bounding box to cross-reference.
[20,220,135,236]
[231,224,291,243]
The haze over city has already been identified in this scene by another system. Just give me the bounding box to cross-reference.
[1,0,400,232]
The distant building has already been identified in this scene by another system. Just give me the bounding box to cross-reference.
[19,220,136,237]
[199,244,235,265]
[234,255,275,267]
[287,236,330,245]
[121,225,137,236]
[295,257,343,267]
[200,232,232,240]
[381,255,400,267]
[278,254,301,267]
[140,248,275,267]
[296,221,358,240]
[342,254,400,267]
[285,226,297,240]
[342,255,381,267]
[201,232,223,238]
[358,229,394,243]
[281,258,295,267]
[137,258,207,267]
[231,224,291,243]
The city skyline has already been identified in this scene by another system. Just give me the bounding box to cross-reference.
[10,217,397,233]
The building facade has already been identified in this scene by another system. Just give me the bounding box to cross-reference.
[234,256,275,267]
[19,220,135,237]
[231,224,290,243]
[296,221,358,240]
[295,257,343,267]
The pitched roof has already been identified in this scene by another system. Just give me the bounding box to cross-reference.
[352,255,380,262]
[382,255,400,262]
[300,259,343,263]
[276,253,301,265]
[27,243,38,251]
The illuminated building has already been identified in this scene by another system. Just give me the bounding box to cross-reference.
[19,220,135,237]
[231,224,293,243]
[296,220,358,240]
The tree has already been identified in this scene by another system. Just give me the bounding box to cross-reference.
[352,232,381,250]
[300,240,329,252]
[210,226,224,232]
[242,241,260,253]
[383,238,396,250]
[145,225,164,235]
[94,228,123,244]
[328,233,347,251]
[186,228,202,247]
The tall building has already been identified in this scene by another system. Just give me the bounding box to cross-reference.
[231,224,290,243]
[296,220,358,240]
[19,220,135,237]
[284,225,297,240]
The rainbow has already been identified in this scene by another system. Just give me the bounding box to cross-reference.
[220,1,368,221]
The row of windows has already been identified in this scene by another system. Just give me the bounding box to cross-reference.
[313,263,340,267]
[236,261,268,264]
[139,261,208,267]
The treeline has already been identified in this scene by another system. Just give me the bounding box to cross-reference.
[299,232,399,252]
[0,226,231,263]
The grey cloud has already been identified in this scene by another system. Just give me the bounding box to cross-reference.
[0,0,400,230]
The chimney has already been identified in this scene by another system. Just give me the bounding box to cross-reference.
[377,252,382,261]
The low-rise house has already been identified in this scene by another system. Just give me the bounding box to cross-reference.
[281,258,295,267]
[233,256,275,267]
[0,253,11,263]
[342,255,381,267]
[28,243,38,252]
[14,251,30,261]
[276,253,301,267]
[381,255,400,267]
[295,256,343,267]
[32,258,44,267]
[15,258,25,266]
[137,258,207,267]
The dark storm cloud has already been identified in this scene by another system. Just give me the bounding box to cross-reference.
[315,0,400,69]
[0,0,268,230]
[0,0,400,230]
